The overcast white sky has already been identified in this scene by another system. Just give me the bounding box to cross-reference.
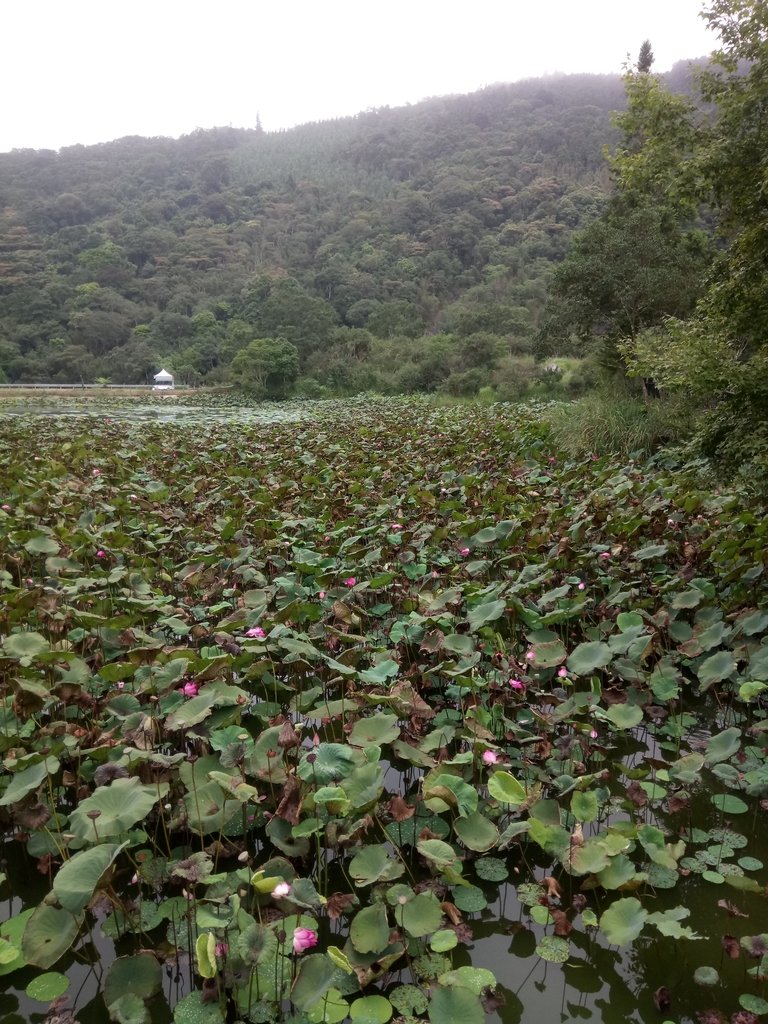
[2,0,716,153]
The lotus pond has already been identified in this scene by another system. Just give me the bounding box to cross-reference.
[0,396,767,1024]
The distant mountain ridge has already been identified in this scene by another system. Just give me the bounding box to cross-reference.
[0,62,702,389]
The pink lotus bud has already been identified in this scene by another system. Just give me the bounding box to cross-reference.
[482,750,499,765]
[245,626,266,638]
[578,581,585,590]
[96,550,106,558]
[318,591,326,599]
[509,679,525,691]
[460,547,470,557]
[557,666,568,678]
[292,927,318,954]
[344,577,357,587]
[180,681,199,697]
[271,881,291,898]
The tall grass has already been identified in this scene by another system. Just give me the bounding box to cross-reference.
[546,390,695,458]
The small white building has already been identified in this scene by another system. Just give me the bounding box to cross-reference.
[152,369,175,390]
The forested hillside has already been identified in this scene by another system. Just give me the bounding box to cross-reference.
[0,71,642,392]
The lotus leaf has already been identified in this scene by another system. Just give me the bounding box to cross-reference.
[348,846,404,886]
[487,770,526,806]
[298,743,360,784]
[567,641,612,675]
[438,965,497,994]
[69,778,169,840]
[53,842,127,913]
[22,905,82,969]
[173,991,225,1023]
[454,812,498,852]
[350,995,393,1023]
[428,987,484,1024]
[25,971,70,1002]
[395,892,444,936]
[693,965,719,986]
[291,953,337,1011]
[599,898,648,946]
[350,904,390,954]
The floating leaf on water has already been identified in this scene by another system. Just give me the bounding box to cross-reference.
[474,857,508,882]
[390,985,428,1015]
[711,794,749,814]
[438,965,496,995]
[739,995,768,1015]
[738,857,764,872]
[535,936,570,963]
[693,966,719,986]
[709,828,748,848]
[395,892,444,937]
[453,812,498,852]
[25,971,69,1002]
[644,864,679,890]
[428,986,484,1024]
[452,886,487,914]
[487,770,526,806]
[516,882,545,907]
[350,995,393,1023]
[350,904,390,955]
[599,897,648,946]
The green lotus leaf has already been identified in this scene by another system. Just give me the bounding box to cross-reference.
[416,839,460,868]
[606,703,643,730]
[69,778,169,840]
[104,953,162,1010]
[428,987,484,1024]
[348,712,400,747]
[25,970,70,1002]
[430,929,458,952]
[22,905,81,969]
[529,639,567,668]
[350,904,390,954]
[53,842,127,913]
[348,846,404,886]
[704,727,742,765]
[452,886,487,913]
[633,543,668,561]
[298,743,360,784]
[739,994,768,1014]
[395,892,444,937]
[423,774,478,817]
[711,794,748,814]
[24,535,60,555]
[486,770,526,806]
[438,965,497,995]
[693,966,719,986]
[697,650,737,690]
[474,857,508,882]
[173,991,225,1023]
[467,599,506,631]
[350,995,393,1023]
[454,812,499,852]
[195,932,217,980]
[536,936,570,963]
[291,953,337,1012]
[0,756,59,807]
[567,641,612,675]
[2,630,51,660]
[358,659,399,684]
[390,984,428,1015]
[108,992,149,1024]
[599,897,648,946]
[571,790,599,823]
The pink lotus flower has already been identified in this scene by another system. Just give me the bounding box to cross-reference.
[557,666,568,678]
[92,468,101,477]
[525,649,536,661]
[460,547,470,557]
[96,550,106,558]
[292,927,318,954]
[180,681,199,697]
[590,729,598,739]
[318,591,326,599]
[599,552,610,561]
[117,681,125,689]
[509,679,525,691]
[578,581,586,591]
[1,504,10,512]
[215,942,228,957]
[245,626,266,638]
[271,881,291,898]
[482,750,499,765]
[344,577,357,587]
[391,523,403,531]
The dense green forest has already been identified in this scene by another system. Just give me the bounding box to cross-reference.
[0,68,655,396]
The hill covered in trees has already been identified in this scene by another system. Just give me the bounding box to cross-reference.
[0,69,653,395]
